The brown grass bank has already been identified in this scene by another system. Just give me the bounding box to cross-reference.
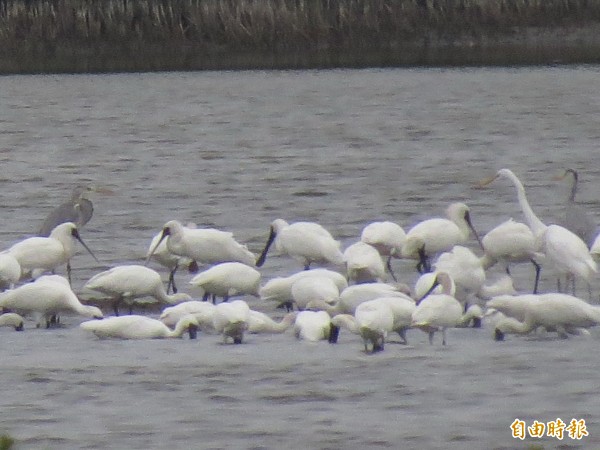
[1,0,600,73]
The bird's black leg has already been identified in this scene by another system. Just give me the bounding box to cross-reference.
[530,259,541,294]
[386,256,398,281]
[168,268,178,294]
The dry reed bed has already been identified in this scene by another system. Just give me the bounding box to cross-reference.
[1,0,600,51]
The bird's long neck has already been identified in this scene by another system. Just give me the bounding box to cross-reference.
[169,318,192,338]
[497,316,534,335]
[272,314,296,332]
[332,314,359,334]
[505,172,546,236]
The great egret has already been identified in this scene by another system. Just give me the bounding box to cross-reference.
[479,168,596,296]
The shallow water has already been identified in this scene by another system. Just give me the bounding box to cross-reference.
[1,66,600,449]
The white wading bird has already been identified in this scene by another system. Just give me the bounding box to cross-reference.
[290,275,340,311]
[480,168,596,296]
[256,219,344,270]
[360,221,406,280]
[247,311,297,334]
[80,314,198,340]
[189,262,261,303]
[411,272,467,345]
[146,225,195,294]
[0,313,25,331]
[259,268,347,310]
[329,299,394,353]
[212,300,251,344]
[0,253,21,291]
[146,220,255,271]
[479,218,542,293]
[490,293,600,341]
[401,202,483,274]
[160,301,216,330]
[307,282,413,317]
[7,222,98,283]
[83,265,192,316]
[433,245,486,304]
[343,241,386,284]
[293,310,333,342]
[0,275,103,328]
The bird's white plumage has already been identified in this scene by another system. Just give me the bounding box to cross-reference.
[290,275,340,310]
[8,222,94,279]
[257,219,344,269]
[0,253,22,290]
[411,272,463,345]
[293,310,332,342]
[81,314,198,339]
[148,220,255,267]
[0,312,25,330]
[343,241,386,283]
[84,265,192,314]
[212,300,251,344]
[402,202,480,261]
[0,276,103,326]
[159,301,217,329]
[491,293,600,339]
[259,269,347,304]
[189,262,261,300]
[488,168,597,293]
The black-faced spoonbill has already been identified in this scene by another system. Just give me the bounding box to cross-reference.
[360,221,406,280]
[329,299,395,353]
[401,203,483,274]
[189,262,261,303]
[80,314,198,339]
[0,275,103,328]
[146,220,255,270]
[0,312,25,331]
[7,222,98,283]
[411,272,464,345]
[83,265,192,316]
[256,219,344,270]
[490,293,600,341]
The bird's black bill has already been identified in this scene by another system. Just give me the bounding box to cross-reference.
[328,323,340,343]
[256,227,276,267]
[188,324,198,339]
[72,229,99,262]
[416,278,440,305]
[464,211,485,252]
[145,228,170,266]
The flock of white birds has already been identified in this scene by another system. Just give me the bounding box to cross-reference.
[1,167,600,353]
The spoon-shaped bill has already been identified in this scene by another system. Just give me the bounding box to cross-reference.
[72,228,99,262]
[145,228,169,265]
[256,227,276,267]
